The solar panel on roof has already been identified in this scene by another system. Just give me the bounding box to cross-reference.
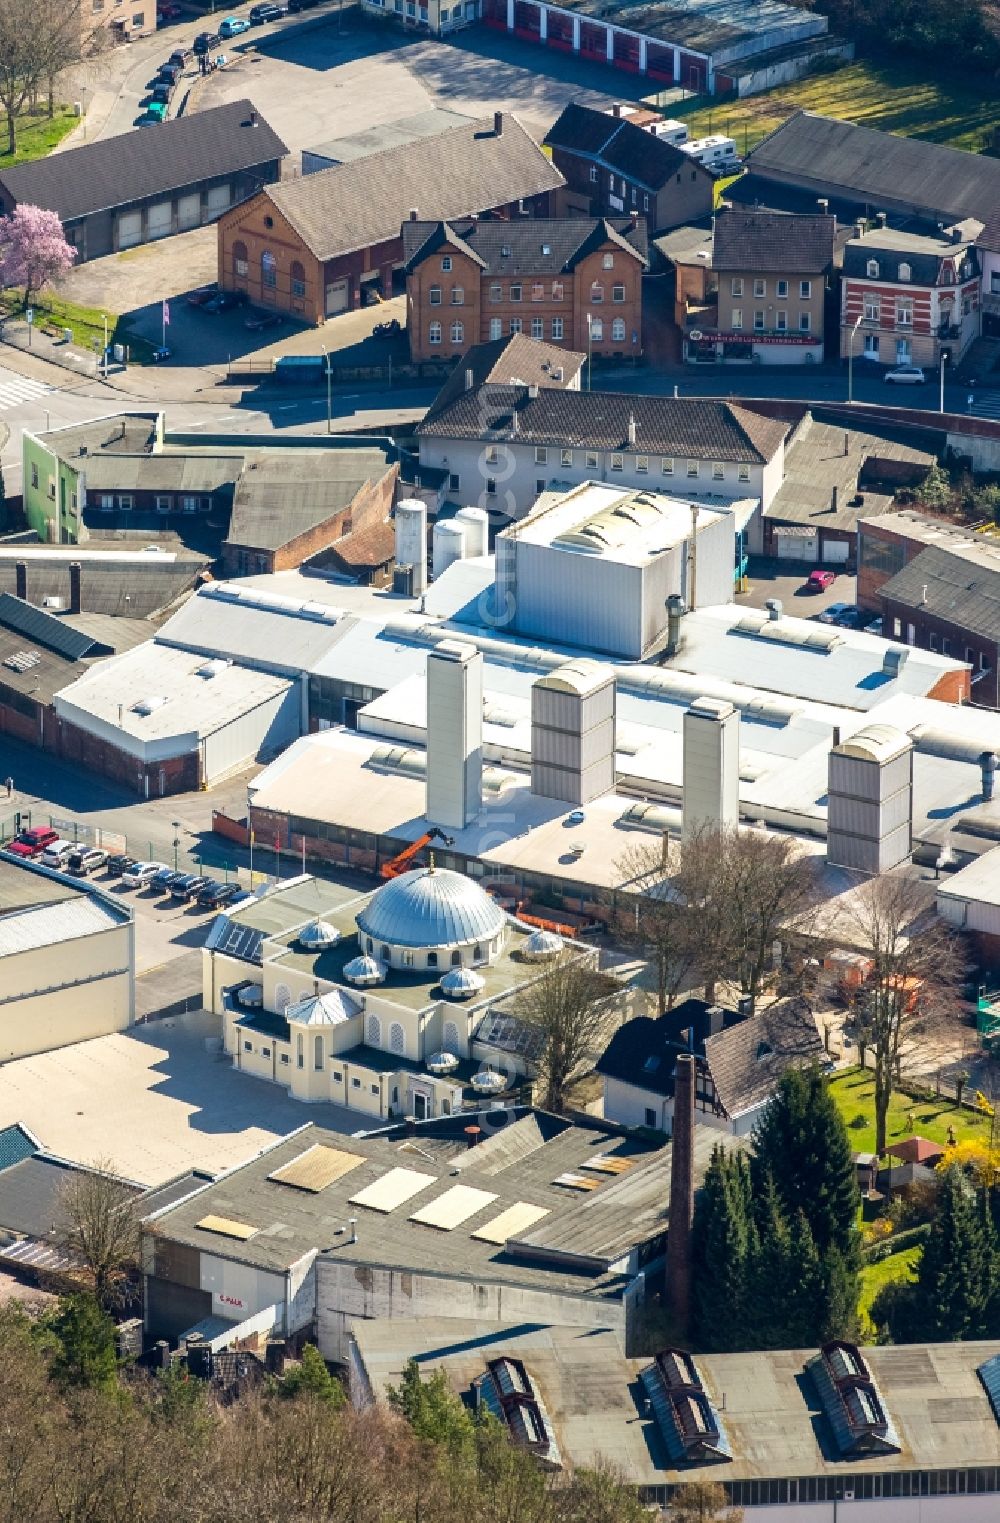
[978,1354,1000,1423]
[472,1201,550,1244]
[214,920,265,964]
[475,1011,547,1062]
[349,1167,437,1213]
[410,1184,498,1230]
[0,591,98,659]
[196,1214,259,1240]
[581,1155,635,1175]
[553,1171,600,1191]
[269,1144,364,1192]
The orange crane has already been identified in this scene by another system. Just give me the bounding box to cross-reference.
[379,828,455,880]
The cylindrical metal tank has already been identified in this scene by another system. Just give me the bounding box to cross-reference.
[432,520,467,580]
[395,498,427,594]
[454,506,489,559]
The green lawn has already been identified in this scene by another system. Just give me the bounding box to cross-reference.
[0,106,77,168]
[859,1245,921,1340]
[829,1068,992,1155]
[658,58,1000,156]
[0,292,157,364]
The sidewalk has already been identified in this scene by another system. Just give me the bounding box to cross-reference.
[1,317,98,379]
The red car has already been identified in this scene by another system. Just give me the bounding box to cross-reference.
[157,2,182,19]
[806,569,836,592]
[6,825,59,858]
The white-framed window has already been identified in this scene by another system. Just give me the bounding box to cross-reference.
[450,319,464,343]
[590,282,604,303]
[155,495,171,513]
[712,462,724,480]
[636,455,648,474]
[429,321,441,344]
[509,283,522,302]
[589,316,603,340]
[429,285,441,305]
[560,448,572,467]
[864,333,879,358]
[731,308,743,330]
[731,277,743,296]
[99,492,114,510]
[799,312,811,332]
[753,277,766,297]
[261,250,276,288]
[610,452,623,471]
[531,316,544,338]
[118,494,133,511]
[643,193,649,210]
[589,164,598,182]
[898,262,911,282]
[896,299,913,327]
[612,283,625,302]
[551,316,564,340]
[585,450,599,469]
[738,463,750,483]
[799,280,812,299]
[314,1034,324,1071]
[509,317,522,334]
[531,282,544,301]
[534,446,547,464]
[864,294,879,321]
[611,317,625,341]
[776,279,788,298]
[489,283,502,302]
[603,252,614,269]
[450,286,464,304]
[486,477,496,495]
[687,460,699,478]
[661,457,674,475]
[776,310,787,331]
[866,258,879,278]
[441,255,452,272]
[551,280,564,300]
[753,310,765,331]
[489,317,502,340]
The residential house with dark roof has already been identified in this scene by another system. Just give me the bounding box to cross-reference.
[216,113,564,325]
[416,385,788,520]
[403,216,647,362]
[425,334,585,431]
[595,996,823,1136]
[543,103,714,232]
[876,542,1000,707]
[687,207,836,365]
[978,215,1000,337]
[0,101,287,263]
[841,221,981,370]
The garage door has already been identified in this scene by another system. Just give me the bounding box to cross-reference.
[147,201,172,240]
[325,278,349,316]
[206,183,231,217]
[117,210,142,249]
[177,192,201,230]
[822,539,851,564]
[774,526,818,561]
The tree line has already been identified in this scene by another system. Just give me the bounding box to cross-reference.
[800,0,1000,71]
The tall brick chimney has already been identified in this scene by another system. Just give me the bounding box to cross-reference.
[69,561,82,614]
[666,1052,696,1338]
[14,560,26,600]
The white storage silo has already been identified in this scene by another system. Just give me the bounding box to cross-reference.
[395,498,428,595]
[454,506,489,559]
[433,519,467,580]
[530,660,615,805]
[827,724,913,873]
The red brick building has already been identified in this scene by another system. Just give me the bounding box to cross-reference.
[403,216,647,363]
[216,113,563,324]
[841,222,981,372]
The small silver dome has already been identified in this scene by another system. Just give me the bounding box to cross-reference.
[343,954,387,986]
[440,966,486,999]
[523,929,563,960]
[297,920,340,950]
[357,866,506,951]
[286,989,360,1025]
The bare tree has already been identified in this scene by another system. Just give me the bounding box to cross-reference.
[0,0,98,154]
[668,1480,744,1522]
[57,1158,141,1310]
[516,954,618,1113]
[616,835,699,1011]
[844,874,965,1155]
[677,825,822,1013]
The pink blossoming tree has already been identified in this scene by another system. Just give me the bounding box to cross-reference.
[0,203,74,309]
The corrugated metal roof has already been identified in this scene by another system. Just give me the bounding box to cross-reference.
[156,584,353,675]
[0,895,124,957]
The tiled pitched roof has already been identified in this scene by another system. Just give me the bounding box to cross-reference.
[842,232,978,286]
[424,334,584,421]
[748,110,1000,225]
[712,208,835,274]
[332,519,396,569]
[544,102,705,192]
[402,216,648,277]
[0,101,286,222]
[703,1000,823,1120]
[418,387,788,463]
[265,115,564,263]
[878,544,1000,641]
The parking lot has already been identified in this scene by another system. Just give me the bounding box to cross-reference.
[738,557,859,621]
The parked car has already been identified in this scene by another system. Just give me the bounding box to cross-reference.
[193,30,220,53]
[40,838,76,869]
[157,62,182,83]
[818,601,853,625]
[833,605,866,630]
[152,866,185,893]
[204,289,248,313]
[122,860,170,889]
[244,309,285,330]
[288,0,320,11]
[105,853,136,878]
[219,15,250,35]
[168,47,192,66]
[884,364,927,385]
[202,881,246,910]
[151,346,172,363]
[67,847,108,877]
[143,102,168,124]
[249,2,284,20]
[865,616,884,636]
[195,879,228,908]
[6,825,59,859]
[806,569,836,593]
[157,1,182,18]
[170,873,210,902]
[151,83,173,105]
[186,285,217,306]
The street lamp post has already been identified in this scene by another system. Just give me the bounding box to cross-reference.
[101,312,109,378]
[847,313,862,404]
[172,820,180,872]
[939,348,949,414]
[586,313,593,392]
[321,345,332,433]
[247,787,254,885]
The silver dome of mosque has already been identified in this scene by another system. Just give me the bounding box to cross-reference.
[356,865,506,950]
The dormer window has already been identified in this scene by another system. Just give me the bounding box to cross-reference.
[866,259,880,278]
[898,262,911,282]
[500,245,511,258]
[541,243,551,256]
[441,256,452,272]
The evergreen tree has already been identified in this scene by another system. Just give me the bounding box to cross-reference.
[691,1147,756,1352]
[911,1168,990,1340]
[752,1067,860,1264]
[276,1343,344,1405]
[388,1358,474,1453]
[47,1293,117,1390]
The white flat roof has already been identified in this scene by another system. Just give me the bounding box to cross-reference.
[506,481,732,567]
[936,845,1000,910]
[0,894,126,956]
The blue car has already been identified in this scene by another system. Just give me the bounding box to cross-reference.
[219,15,250,35]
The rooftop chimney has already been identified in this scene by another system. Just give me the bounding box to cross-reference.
[854,219,865,239]
[14,560,26,601]
[982,751,997,803]
[666,1052,696,1338]
[830,485,839,515]
[664,592,685,659]
[494,110,503,137]
[69,561,82,614]
[876,210,887,228]
[613,103,623,118]
[464,367,474,391]
[409,207,419,221]
[248,106,257,126]
[817,197,829,213]
[764,597,782,621]
[920,583,928,605]
[349,1217,358,1245]
[627,412,637,446]
[464,1124,481,1149]
[951,225,964,244]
